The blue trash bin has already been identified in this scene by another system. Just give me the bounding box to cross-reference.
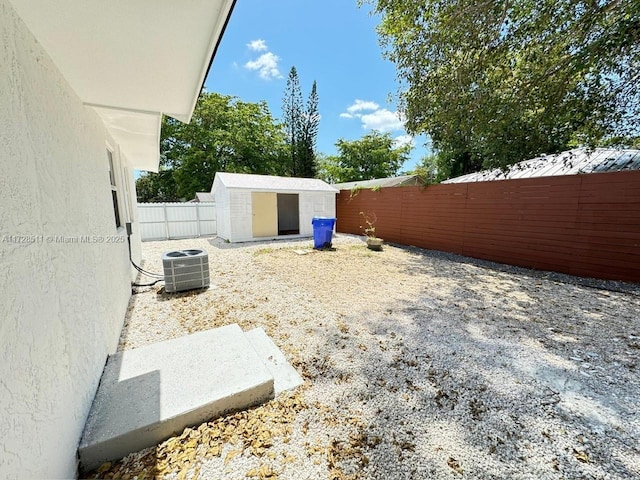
[311,217,336,249]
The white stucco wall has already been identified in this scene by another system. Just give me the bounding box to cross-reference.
[0,1,139,477]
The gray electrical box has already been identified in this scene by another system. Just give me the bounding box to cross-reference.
[162,249,210,293]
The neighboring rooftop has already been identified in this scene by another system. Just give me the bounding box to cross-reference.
[444,148,640,184]
[213,172,339,193]
[191,192,215,203]
[333,174,425,191]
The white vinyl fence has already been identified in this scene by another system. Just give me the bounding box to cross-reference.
[138,203,217,241]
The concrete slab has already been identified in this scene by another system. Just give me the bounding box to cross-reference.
[78,324,274,471]
[245,328,304,395]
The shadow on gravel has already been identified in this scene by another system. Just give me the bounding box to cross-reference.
[155,286,210,302]
[395,243,640,296]
[303,245,640,479]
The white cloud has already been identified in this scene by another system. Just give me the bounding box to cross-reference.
[247,39,268,52]
[393,134,414,149]
[244,52,283,80]
[361,109,405,132]
[244,40,283,80]
[346,99,380,114]
[340,100,405,132]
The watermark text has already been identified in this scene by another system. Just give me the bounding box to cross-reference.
[1,234,125,245]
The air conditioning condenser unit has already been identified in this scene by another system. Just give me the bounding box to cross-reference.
[162,249,210,293]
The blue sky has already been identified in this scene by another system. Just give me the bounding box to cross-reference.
[203,0,429,172]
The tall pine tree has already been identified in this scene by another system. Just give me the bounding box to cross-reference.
[282,67,319,177]
[299,81,319,178]
[282,67,303,176]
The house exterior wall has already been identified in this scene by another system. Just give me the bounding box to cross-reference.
[217,189,336,243]
[0,2,139,478]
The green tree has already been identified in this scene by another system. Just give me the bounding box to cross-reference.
[408,154,440,184]
[315,153,343,184]
[300,80,320,178]
[282,67,320,177]
[135,166,179,203]
[318,131,411,183]
[365,0,640,178]
[136,92,289,201]
[282,67,304,176]
[598,135,640,149]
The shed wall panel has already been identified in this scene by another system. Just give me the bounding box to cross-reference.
[213,181,230,241]
[229,190,254,242]
[300,192,335,236]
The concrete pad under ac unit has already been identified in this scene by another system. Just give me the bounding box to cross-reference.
[78,324,275,471]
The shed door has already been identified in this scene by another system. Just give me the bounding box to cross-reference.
[252,192,278,237]
[277,193,299,235]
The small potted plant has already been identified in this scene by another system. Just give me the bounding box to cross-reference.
[360,212,383,251]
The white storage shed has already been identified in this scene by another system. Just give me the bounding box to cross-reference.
[212,172,338,243]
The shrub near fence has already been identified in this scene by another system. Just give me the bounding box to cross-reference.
[137,203,217,241]
[336,170,640,283]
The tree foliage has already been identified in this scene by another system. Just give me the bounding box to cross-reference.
[282,67,304,177]
[134,169,178,203]
[136,92,288,202]
[300,80,320,177]
[408,154,441,184]
[366,0,640,179]
[318,131,411,183]
[282,67,319,177]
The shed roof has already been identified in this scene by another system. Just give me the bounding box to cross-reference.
[444,148,640,184]
[333,174,425,190]
[10,0,236,172]
[213,173,339,193]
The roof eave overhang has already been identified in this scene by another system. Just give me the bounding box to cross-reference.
[9,0,237,172]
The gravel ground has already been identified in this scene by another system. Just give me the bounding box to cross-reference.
[87,234,640,480]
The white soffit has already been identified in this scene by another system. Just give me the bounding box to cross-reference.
[93,107,161,172]
[10,0,235,170]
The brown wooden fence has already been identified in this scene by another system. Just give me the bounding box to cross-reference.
[336,171,640,283]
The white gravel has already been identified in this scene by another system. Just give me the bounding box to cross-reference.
[95,234,640,480]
